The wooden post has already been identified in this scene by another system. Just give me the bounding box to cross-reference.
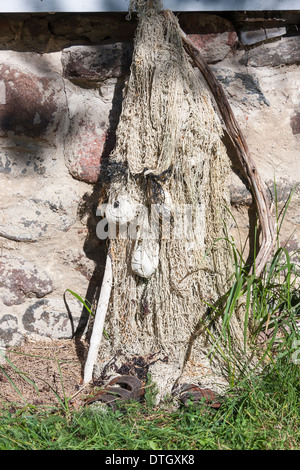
[83,253,113,383]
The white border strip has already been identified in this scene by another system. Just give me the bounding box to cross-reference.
[0,0,299,12]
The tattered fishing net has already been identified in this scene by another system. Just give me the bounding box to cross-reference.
[96,1,244,394]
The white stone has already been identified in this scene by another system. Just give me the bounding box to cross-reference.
[105,193,137,225]
[131,239,159,278]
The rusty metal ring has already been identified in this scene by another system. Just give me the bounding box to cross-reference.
[85,375,144,410]
[108,375,145,399]
[175,383,221,409]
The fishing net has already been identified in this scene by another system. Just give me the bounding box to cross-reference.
[95,1,244,397]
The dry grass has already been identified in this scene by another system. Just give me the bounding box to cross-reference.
[0,338,94,410]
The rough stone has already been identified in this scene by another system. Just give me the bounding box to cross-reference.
[0,185,80,242]
[290,110,300,135]
[0,150,56,177]
[213,67,270,107]
[188,31,238,63]
[59,248,96,281]
[48,13,137,49]
[21,16,54,53]
[62,43,133,87]
[0,65,61,140]
[0,57,68,183]
[0,202,48,242]
[63,84,115,183]
[179,14,238,63]
[0,314,22,348]
[265,178,300,205]
[22,297,84,339]
[240,36,300,67]
[0,14,137,53]
[0,17,14,45]
[212,51,300,266]
[230,184,252,207]
[65,123,108,184]
[0,256,53,306]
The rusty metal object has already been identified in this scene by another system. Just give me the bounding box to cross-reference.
[177,383,222,409]
[108,375,145,399]
[85,375,144,410]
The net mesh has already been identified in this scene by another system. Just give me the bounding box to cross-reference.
[96,2,244,394]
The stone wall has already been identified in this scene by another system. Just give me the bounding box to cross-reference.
[0,11,299,350]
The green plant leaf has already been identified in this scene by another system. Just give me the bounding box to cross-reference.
[65,289,94,317]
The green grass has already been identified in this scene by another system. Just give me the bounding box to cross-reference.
[203,181,300,389]
[0,355,299,450]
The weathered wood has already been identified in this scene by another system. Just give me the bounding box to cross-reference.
[163,10,276,277]
[239,27,286,46]
[83,253,113,384]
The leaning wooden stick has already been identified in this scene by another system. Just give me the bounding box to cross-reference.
[164,10,276,277]
[83,252,113,383]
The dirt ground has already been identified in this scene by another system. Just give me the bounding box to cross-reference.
[0,333,284,413]
[0,337,97,411]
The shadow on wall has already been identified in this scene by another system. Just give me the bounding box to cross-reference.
[68,46,131,374]
[73,76,127,343]
[0,45,128,372]
[0,58,66,173]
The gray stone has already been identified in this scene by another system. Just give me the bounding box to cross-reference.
[0,186,80,242]
[230,184,252,206]
[59,248,96,281]
[22,297,84,339]
[265,178,300,205]
[0,314,23,351]
[0,147,58,178]
[61,43,133,87]
[240,36,300,67]
[0,202,49,242]
[0,152,12,174]
[213,67,270,107]
[265,28,287,41]
[239,29,265,45]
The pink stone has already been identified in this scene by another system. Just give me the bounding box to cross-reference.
[187,31,238,63]
[0,256,53,306]
[0,65,60,139]
[179,14,238,63]
[66,124,108,184]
